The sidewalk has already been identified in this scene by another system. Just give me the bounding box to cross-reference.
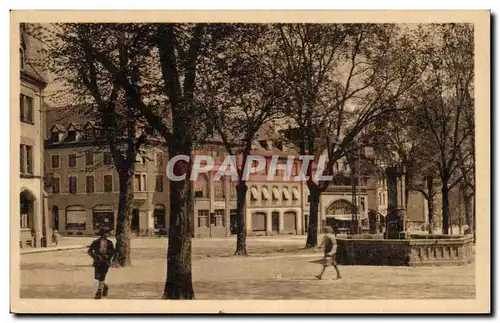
[20,244,89,255]
[20,236,93,254]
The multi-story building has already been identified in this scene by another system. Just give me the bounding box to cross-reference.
[19,25,50,248]
[319,158,369,233]
[45,121,169,236]
[45,119,409,238]
[243,138,304,236]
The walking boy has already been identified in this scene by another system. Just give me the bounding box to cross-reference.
[88,227,115,299]
[316,226,341,280]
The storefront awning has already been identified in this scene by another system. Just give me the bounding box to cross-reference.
[282,187,291,200]
[250,187,259,199]
[272,187,280,200]
[261,187,270,200]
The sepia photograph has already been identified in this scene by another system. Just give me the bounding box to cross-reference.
[9,10,490,314]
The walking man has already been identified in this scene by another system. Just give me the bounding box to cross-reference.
[316,226,341,280]
[88,227,115,299]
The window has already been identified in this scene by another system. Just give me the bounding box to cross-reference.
[20,213,29,228]
[69,154,77,168]
[25,145,33,174]
[20,94,33,123]
[214,180,224,199]
[20,192,31,228]
[360,197,365,211]
[213,209,224,227]
[52,177,60,194]
[26,96,33,123]
[103,152,113,166]
[51,131,59,143]
[19,144,25,173]
[85,151,94,166]
[104,175,113,192]
[19,95,24,122]
[67,130,76,142]
[51,155,60,169]
[134,174,142,191]
[194,175,209,198]
[156,152,163,167]
[197,210,209,227]
[86,176,94,193]
[84,128,93,141]
[69,176,77,194]
[134,174,147,192]
[156,175,164,192]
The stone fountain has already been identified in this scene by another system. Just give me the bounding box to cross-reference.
[336,165,474,267]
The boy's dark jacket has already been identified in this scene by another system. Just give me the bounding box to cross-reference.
[88,238,115,266]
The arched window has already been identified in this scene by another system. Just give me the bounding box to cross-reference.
[20,190,35,229]
[326,200,353,216]
[194,174,209,198]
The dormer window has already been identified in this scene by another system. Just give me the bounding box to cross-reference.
[51,131,59,143]
[84,128,94,141]
[67,130,76,142]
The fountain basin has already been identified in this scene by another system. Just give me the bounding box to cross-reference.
[336,234,474,266]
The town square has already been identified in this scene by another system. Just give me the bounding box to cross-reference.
[11,10,489,314]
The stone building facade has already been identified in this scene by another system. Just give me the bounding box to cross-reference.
[44,121,404,238]
[19,25,50,248]
[45,122,170,236]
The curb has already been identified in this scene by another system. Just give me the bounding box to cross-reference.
[20,245,88,255]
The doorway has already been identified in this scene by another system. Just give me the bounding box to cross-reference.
[131,208,140,233]
[52,206,59,230]
[271,212,279,233]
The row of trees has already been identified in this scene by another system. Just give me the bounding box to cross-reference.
[30,22,474,299]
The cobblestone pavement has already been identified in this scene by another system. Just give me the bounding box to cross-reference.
[19,236,475,300]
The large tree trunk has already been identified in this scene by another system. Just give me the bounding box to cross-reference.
[163,149,195,300]
[114,169,133,267]
[441,182,450,235]
[234,182,248,255]
[305,187,321,248]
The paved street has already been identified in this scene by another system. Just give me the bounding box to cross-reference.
[20,236,475,300]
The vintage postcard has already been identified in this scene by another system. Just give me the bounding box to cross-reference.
[10,10,490,314]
